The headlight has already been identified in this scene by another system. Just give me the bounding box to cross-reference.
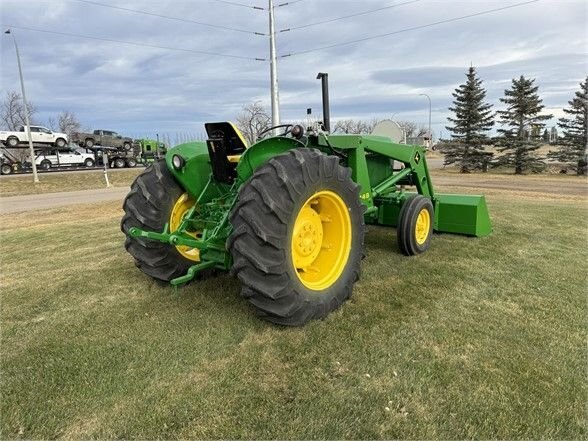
[172,154,185,170]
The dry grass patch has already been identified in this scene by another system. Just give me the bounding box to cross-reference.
[0,169,142,197]
[1,183,587,439]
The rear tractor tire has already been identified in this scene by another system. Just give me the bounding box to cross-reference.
[228,149,365,326]
[397,195,434,256]
[121,160,201,281]
[114,158,126,168]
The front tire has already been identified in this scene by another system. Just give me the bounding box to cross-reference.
[84,158,95,167]
[1,164,12,175]
[121,160,196,281]
[55,138,66,148]
[39,159,51,171]
[228,149,365,326]
[85,139,94,148]
[397,195,434,256]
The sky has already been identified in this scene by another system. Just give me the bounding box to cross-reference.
[1,0,586,141]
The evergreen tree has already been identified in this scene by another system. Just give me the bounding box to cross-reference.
[496,76,552,174]
[549,77,587,175]
[444,66,494,172]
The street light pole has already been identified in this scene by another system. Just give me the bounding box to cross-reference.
[5,29,39,183]
[268,0,280,128]
[419,93,432,148]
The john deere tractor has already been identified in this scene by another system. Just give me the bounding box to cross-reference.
[121,75,491,326]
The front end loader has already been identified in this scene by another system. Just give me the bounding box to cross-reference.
[121,77,491,326]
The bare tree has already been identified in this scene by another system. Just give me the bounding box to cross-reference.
[236,101,271,145]
[397,121,418,138]
[57,111,81,140]
[47,116,58,131]
[0,90,37,130]
[333,118,380,134]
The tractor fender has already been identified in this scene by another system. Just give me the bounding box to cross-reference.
[165,141,211,200]
[236,137,305,182]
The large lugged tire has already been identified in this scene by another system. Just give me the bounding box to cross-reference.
[121,160,197,281]
[227,149,365,326]
[397,195,434,256]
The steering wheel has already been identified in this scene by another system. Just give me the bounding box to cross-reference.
[256,124,294,140]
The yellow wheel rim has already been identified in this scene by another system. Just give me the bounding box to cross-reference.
[291,190,352,291]
[415,207,431,245]
[169,193,201,262]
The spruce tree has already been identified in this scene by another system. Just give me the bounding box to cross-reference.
[550,77,587,175]
[444,66,494,172]
[496,76,552,174]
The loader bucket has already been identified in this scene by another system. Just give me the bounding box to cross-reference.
[434,193,492,237]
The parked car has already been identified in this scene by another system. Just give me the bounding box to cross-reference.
[71,129,133,150]
[0,126,68,148]
[32,149,96,170]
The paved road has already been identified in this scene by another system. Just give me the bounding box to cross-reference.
[0,166,141,179]
[0,186,130,214]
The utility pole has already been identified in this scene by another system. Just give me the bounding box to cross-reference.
[419,93,432,148]
[268,0,280,127]
[5,29,39,183]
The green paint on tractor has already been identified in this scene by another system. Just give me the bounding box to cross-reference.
[121,78,491,326]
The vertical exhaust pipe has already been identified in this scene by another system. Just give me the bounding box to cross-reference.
[316,72,330,132]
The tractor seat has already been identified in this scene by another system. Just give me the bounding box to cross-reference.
[204,122,249,183]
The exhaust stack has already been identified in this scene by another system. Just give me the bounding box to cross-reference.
[316,72,330,132]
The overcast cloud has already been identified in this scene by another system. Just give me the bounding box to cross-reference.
[1,0,586,140]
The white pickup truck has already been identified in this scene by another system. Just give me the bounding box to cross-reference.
[33,149,96,170]
[0,125,69,148]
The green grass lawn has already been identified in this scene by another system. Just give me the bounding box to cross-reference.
[0,169,142,197]
[1,188,586,439]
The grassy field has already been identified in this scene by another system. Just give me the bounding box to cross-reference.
[0,169,142,197]
[0,175,586,439]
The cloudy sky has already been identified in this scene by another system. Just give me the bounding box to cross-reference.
[1,0,586,140]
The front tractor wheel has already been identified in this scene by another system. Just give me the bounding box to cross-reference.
[121,160,200,281]
[397,195,434,256]
[228,149,365,326]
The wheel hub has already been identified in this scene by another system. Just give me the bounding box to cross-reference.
[169,193,201,262]
[291,191,352,291]
[292,207,323,266]
[415,208,431,245]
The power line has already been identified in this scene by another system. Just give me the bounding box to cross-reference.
[72,0,266,36]
[279,0,420,32]
[5,25,267,61]
[276,0,305,7]
[212,0,265,10]
[280,0,540,57]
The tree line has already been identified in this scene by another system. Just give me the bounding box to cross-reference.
[3,70,585,175]
[442,69,587,175]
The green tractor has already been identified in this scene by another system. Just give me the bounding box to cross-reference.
[121,76,491,326]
